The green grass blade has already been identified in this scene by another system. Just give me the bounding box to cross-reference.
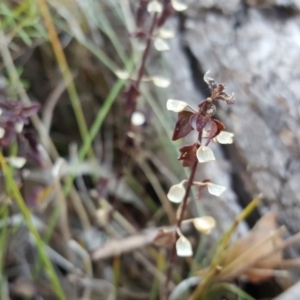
[210,283,256,300]
[0,206,8,294]
[0,153,66,300]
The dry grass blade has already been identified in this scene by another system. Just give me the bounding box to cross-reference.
[189,198,300,300]
[92,226,177,260]
[217,212,285,282]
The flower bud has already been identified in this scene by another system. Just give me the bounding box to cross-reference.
[203,70,213,85]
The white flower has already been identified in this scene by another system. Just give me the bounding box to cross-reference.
[0,127,5,139]
[15,122,24,133]
[207,183,226,197]
[203,70,213,85]
[154,38,170,51]
[171,0,188,11]
[152,76,170,88]
[176,235,193,257]
[196,146,215,163]
[158,28,175,39]
[193,181,226,197]
[114,70,129,80]
[147,0,163,13]
[167,183,186,203]
[166,99,188,112]
[131,111,146,126]
[193,216,216,234]
[216,131,234,144]
[6,157,26,169]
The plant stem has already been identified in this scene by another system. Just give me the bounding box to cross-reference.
[121,12,158,170]
[165,131,202,298]
[136,13,158,87]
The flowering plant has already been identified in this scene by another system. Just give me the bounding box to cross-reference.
[120,1,236,294]
[165,71,235,291]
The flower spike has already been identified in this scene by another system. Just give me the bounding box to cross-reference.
[164,70,235,275]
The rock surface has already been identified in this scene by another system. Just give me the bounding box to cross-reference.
[164,1,300,237]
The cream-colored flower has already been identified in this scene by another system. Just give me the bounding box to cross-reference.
[193,181,226,197]
[167,182,186,203]
[176,235,193,257]
[171,0,188,11]
[203,70,213,85]
[158,28,175,39]
[216,131,234,144]
[193,216,216,234]
[196,146,215,163]
[154,38,170,51]
[147,0,163,13]
[6,157,26,169]
[152,76,171,88]
[207,183,226,197]
[166,99,188,112]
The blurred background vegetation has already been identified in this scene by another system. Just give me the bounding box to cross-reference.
[1,0,300,299]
